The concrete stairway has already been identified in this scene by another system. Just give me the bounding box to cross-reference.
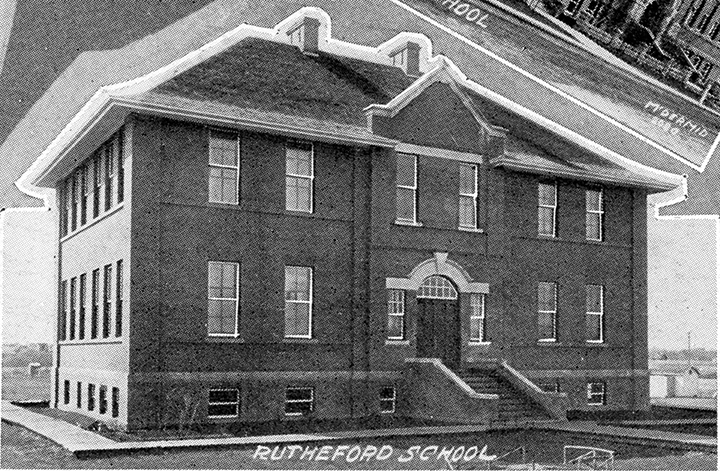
[459,368,552,423]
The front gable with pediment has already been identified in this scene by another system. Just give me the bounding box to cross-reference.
[371,82,491,155]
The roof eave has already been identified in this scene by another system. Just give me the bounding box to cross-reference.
[115,97,399,149]
[492,158,680,193]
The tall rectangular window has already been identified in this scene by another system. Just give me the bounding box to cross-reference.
[586,285,604,343]
[93,152,102,218]
[79,274,86,340]
[538,182,557,237]
[60,184,69,237]
[104,144,114,211]
[99,385,108,414]
[469,293,486,343]
[112,387,120,418]
[208,130,239,204]
[207,261,239,336]
[60,280,68,341]
[115,260,123,337]
[69,277,77,340]
[102,264,112,338]
[285,142,314,212]
[586,189,603,241]
[537,282,557,342]
[88,384,96,411]
[396,153,417,223]
[284,266,312,339]
[70,175,78,232]
[208,389,239,418]
[80,164,89,226]
[587,382,606,405]
[117,132,125,204]
[459,163,479,229]
[387,289,405,340]
[77,381,82,408]
[91,269,100,339]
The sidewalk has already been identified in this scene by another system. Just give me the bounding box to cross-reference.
[3,401,716,457]
[651,397,717,411]
[542,420,717,451]
[1,400,115,453]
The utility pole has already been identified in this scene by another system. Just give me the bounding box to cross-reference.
[687,331,692,369]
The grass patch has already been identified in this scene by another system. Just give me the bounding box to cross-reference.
[2,368,51,402]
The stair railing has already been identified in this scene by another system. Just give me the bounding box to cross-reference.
[563,445,615,470]
[486,446,526,469]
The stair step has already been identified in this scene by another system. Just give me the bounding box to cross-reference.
[459,369,553,422]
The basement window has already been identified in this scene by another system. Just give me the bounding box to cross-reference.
[63,380,70,405]
[112,387,120,418]
[99,385,108,414]
[379,386,396,414]
[285,387,314,416]
[587,382,606,406]
[88,384,96,411]
[208,388,239,418]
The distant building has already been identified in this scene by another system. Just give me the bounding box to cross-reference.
[24,8,678,431]
[649,361,717,398]
[555,0,720,101]
[671,0,720,96]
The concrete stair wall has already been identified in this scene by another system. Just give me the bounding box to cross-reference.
[460,369,551,423]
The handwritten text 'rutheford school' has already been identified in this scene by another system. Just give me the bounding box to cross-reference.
[644,101,710,138]
[438,0,490,28]
[253,444,497,464]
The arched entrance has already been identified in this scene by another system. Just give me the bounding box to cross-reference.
[416,275,461,369]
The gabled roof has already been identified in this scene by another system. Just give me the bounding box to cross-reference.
[148,38,415,127]
[20,7,684,195]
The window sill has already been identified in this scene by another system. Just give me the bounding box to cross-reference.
[385,340,410,346]
[458,226,484,234]
[394,219,423,227]
[537,340,561,346]
[59,338,122,346]
[585,341,607,347]
[468,341,492,346]
[60,204,124,243]
[283,338,319,344]
[207,336,243,343]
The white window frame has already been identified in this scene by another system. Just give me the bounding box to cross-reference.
[538,182,557,237]
[289,24,304,46]
[587,382,606,406]
[538,282,558,342]
[285,142,314,213]
[586,189,604,241]
[417,275,458,300]
[284,266,313,339]
[458,163,479,230]
[395,153,418,224]
[391,48,407,68]
[469,293,487,344]
[379,386,396,414]
[208,130,240,205]
[586,285,604,343]
[565,0,580,15]
[207,388,240,419]
[387,289,406,340]
[207,261,240,337]
[284,387,314,416]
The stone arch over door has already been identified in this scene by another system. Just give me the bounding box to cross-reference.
[385,252,489,294]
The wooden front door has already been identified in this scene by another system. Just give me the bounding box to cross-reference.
[416,276,461,370]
